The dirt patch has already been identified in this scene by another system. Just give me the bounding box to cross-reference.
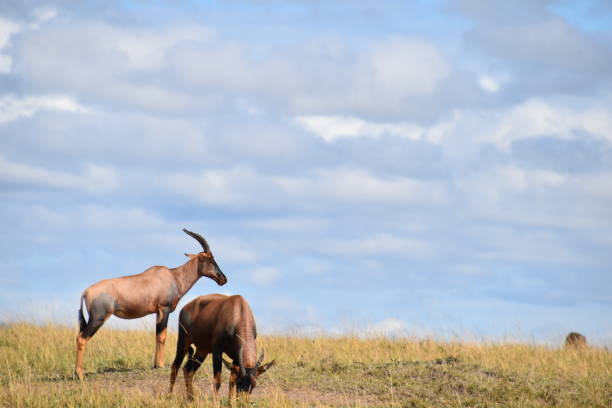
[47,366,379,407]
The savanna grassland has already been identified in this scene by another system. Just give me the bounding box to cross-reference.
[0,323,610,407]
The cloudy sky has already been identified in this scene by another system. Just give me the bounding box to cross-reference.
[1,0,611,345]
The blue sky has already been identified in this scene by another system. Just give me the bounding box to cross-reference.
[0,0,611,345]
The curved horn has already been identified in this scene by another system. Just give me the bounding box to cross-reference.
[183,229,210,253]
[256,347,265,368]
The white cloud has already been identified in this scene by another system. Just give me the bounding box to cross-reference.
[0,9,59,74]
[0,18,20,49]
[296,115,366,142]
[212,237,260,264]
[1,109,210,163]
[464,224,588,264]
[16,204,261,263]
[291,36,453,117]
[0,54,11,73]
[494,99,612,147]
[12,22,214,113]
[27,205,169,232]
[457,165,612,232]
[405,97,612,150]
[478,75,501,92]
[160,166,448,209]
[0,94,90,124]
[162,166,263,206]
[367,318,407,336]
[32,8,58,25]
[297,95,612,149]
[0,17,21,73]
[234,98,263,116]
[494,166,565,192]
[12,18,456,118]
[250,266,281,286]
[0,157,117,193]
[259,297,320,331]
[276,168,448,206]
[361,37,450,97]
[469,16,612,76]
[320,233,434,258]
[451,264,486,276]
[462,98,612,149]
[113,25,214,72]
[363,318,435,338]
[244,216,329,233]
[295,115,423,142]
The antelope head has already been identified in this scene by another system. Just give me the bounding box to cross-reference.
[183,229,227,286]
[223,348,275,394]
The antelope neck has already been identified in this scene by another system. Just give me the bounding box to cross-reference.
[172,257,201,297]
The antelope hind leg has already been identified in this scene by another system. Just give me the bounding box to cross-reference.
[228,368,238,406]
[74,334,89,380]
[74,302,111,380]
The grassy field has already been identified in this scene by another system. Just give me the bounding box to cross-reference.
[0,323,610,407]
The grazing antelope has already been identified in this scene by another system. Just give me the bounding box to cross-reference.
[169,294,275,401]
[565,332,587,348]
[75,229,227,380]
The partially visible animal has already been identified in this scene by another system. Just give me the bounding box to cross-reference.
[169,294,275,401]
[565,332,587,348]
[75,229,227,380]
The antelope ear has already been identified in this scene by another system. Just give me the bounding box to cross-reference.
[184,253,197,259]
[222,357,234,371]
[256,360,275,376]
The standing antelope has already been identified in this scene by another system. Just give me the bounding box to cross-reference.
[75,229,227,380]
[169,294,275,401]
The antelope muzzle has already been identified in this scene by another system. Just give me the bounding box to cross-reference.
[214,263,227,286]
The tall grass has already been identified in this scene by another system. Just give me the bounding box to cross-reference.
[1,323,610,407]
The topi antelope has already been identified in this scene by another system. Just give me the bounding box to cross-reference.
[75,229,227,380]
[169,294,275,401]
[565,332,587,348]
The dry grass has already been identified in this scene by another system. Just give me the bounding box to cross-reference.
[1,323,610,407]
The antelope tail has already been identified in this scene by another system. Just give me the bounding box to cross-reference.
[78,295,87,334]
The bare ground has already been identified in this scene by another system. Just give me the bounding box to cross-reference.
[34,366,369,407]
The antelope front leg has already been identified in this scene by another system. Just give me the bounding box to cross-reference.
[228,369,238,405]
[212,351,223,398]
[154,307,170,368]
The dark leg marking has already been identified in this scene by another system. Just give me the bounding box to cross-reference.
[212,350,223,396]
[156,308,170,335]
[184,350,205,374]
[183,349,207,400]
[169,328,189,393]
[154,307,171,368]
[82,295,114,338]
